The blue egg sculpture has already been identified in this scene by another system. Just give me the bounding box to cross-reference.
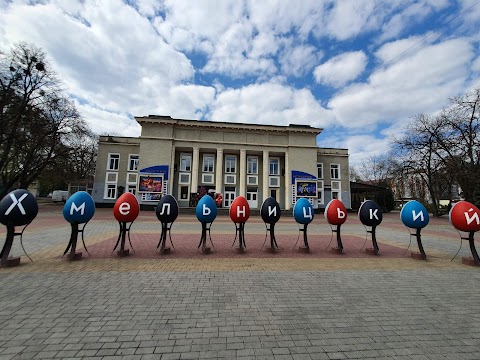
[63,191,95,224]
[196,195,217,223]
[400,200,429,229]
[293,198,314,225]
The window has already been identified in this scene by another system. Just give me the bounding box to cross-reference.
[107,153,120,171]
[225,174,236,184]
[225,155,236,173]
[247,157,258,174]
[317,180,324,205]
[247,175,258,185]
[180,186,189,200]
[104,172,118,199]
[202,174,214,184]
[317,163,323,179]
[203,154,215,173]
[179,173,191,184]
[269,176,280,187]
[332,181,341,200]
[126,173,138,195]
[128,154,139,171]
[330,164,340,179]
[180,153,191,172]
[269,158,279,175]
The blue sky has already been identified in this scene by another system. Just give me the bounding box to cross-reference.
[1,0,479,165]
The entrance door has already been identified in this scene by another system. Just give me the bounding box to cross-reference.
[224,190,236,207]
[246,191,258,209]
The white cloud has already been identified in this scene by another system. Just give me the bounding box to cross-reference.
[473,56,480,72]
[313,51,368,88]
[329,39,473,128]
[324,0,378,41]
[279,42,322,77]
[375,33,438,64]
[209,82,335,128]
[76,102,141,137]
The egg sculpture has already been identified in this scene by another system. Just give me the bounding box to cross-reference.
[196,195,218,254]
[400,200,430,259]
[324,199,347,253]
[260,197,281,251]
[0,189,38,267]
[114,192,140,223]
[155,194,179,253]
[449,201,480,265]
[293,198,314,250]
[358,200,382,255]
[230,196,250,251]
[62,191,95,260]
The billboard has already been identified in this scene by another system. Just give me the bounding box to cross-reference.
[296,180,317,197]
[139,175,163,193]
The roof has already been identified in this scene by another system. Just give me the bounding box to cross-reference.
[135,115,323,134]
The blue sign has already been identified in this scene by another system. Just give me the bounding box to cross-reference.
[63,191,95,224]
[400,200,429,229]
[291,170,316,184]
[196,195,217,223]
[293,198,314,224]
[139,165,169,180]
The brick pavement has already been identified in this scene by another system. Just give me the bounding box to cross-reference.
[0,204,479,359]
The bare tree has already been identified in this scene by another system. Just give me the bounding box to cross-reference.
[0,42,90,198]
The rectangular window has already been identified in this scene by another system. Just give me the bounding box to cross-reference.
[247,175,258,185]
[128,154,139,171]
[330,164,340,179]
[202,154,214,173]
[104,172,118,199]
[317,180,324,205]
[180,153,191,172]
[269,158,279,176]
[247,157,258,174]
[225,174,236,184]
[225,155,236,173]
[126,173,138,195]
[269,176,280,187]
[107,153,120,171]
[317,163,323,179]
[179,173,191,184]
[202,174,214,184]
[331,181,341,200]
[180,186,189,200]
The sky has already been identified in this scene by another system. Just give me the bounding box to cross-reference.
[1,0,480,165]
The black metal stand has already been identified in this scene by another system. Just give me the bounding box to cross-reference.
[232,223,246,252]
[113,221,135,257]
[0,225,15,267]
[366,225,379,255]
[332,224,344,253]
[463,231,480,266]
[261,223,278,252]
[197,222,214,254]
[63,222,90,260]
[157,222,174,254]
[300,223,309,249]
[414,228,426,259]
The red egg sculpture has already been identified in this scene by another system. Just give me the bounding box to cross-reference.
[229,196,250,223]
[113,192,140,223]
[449,201,480,233]
[325,199,347,226]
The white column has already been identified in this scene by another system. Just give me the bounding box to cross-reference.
[240,149,246,197]
[263,150,269,202]
[284,151,291,210]
[191,146,199,194]
[216,148,223,194]
[169,145,175,195]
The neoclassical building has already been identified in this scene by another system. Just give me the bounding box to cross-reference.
[92,115,351,210]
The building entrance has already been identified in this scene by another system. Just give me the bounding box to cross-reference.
[246,191,258,208]
[224,187,236,207]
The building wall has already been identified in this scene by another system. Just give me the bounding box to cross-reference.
[93,116,351,210]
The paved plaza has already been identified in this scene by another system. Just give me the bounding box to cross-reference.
[0,203,479,359]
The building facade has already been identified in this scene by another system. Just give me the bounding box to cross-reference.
[92,116,351,210]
